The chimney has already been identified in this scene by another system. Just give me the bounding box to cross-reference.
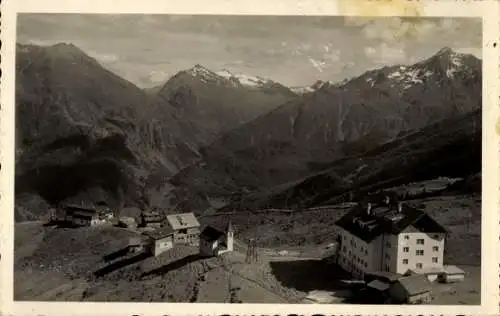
[366,203,372,216]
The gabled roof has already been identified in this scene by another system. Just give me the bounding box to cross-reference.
[335,199,447,242]
[200,226,225,242]
[367,280,390,292]
[143,226,175,240]
[64,204,97,212]
[166,212,200,230]
[142,214,163,223]
[396,274,432,296]
[365,271,403,283]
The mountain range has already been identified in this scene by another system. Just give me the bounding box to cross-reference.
[164,47,482,212]
[14,43,482,220]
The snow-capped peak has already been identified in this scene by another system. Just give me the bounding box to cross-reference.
[188,64,215,77]
[291,80,336,95]
[216,69,272,88]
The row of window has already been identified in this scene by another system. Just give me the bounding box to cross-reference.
[403,234,441,241]
[401,257,439,265]
[402,246,439,255]
[341,256,368,269]
[342,246,368,256]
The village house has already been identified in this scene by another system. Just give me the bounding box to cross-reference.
[388,273,432,304]
[128,236,146,253]
[139,210,164,228]
[61,203,114,227]
[143,227,175,256]
[199,221,234,257]
[165,212,200,246]
[334,194,448,280]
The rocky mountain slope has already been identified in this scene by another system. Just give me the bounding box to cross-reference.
[165,48,482,212]
[15,43,204,219]
[242,108,481,210]
[153,65,297,144]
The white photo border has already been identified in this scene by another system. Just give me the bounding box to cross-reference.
[1,0,498,315]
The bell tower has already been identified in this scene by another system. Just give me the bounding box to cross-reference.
[226,220,234,252]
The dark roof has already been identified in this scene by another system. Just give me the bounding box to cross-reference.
[396,274,432,296]
[365,271,403,283]
[200,226,225,242]
[71,213,96,219]
[143,227,174,240]
[64,204,97,212]
[142,213,164,222]
[335,200,448,242]
[367,280,390,292]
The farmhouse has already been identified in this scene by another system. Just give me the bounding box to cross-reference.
[165,212,200,246]
[62,203,114,227]
[128,236,145,253]
[143,227,175,256]
[139,210,164,228]
[199,221,234,257]
[388,274,432,304]
[335,194,448,279]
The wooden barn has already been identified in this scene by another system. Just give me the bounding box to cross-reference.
[143,227,175,257]
[165,212,200,246]
[388,274,432,304]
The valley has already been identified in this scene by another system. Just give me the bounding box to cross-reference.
[13,37,482,305]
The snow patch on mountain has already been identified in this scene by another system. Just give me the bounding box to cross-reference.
[216,69,271,88]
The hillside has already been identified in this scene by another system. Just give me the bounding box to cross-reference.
[162,48,482,212]
[247,109,481,210]
[15,43,204,220]
[154,65,297,144]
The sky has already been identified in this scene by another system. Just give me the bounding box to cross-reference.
[17,14,482,88]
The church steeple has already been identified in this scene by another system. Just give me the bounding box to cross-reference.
[226,220,234,233]
[226,219,234,252]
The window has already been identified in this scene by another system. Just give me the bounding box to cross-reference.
[433,234,440,239]
[385,241,391,247]
[433,246,439,252]
[365,249,368,255]
[416,250,424,256]
[402,259,408,264]
[343,246,347,252]
[364,262,368,268]
[404,235,410,240]
[417,239,425,245]
[416,263,423,269]
[385,265,390,272]
[403,247,409,253]
[179,228,187,234]
[432,257,438,263]
[385,253,390,260]
[343,235,346,240]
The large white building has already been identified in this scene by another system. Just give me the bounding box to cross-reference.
[335,194,448,280]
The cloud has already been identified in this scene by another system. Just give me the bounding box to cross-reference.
[364,43,406,65]
[147,70,171,84]
[308,58,327,72]
[87,51,119,63]
[360,18,437,43]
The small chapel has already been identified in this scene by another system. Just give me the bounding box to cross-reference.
[199,220,234,257]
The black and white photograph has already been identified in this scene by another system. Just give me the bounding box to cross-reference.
[5,3,497,312]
